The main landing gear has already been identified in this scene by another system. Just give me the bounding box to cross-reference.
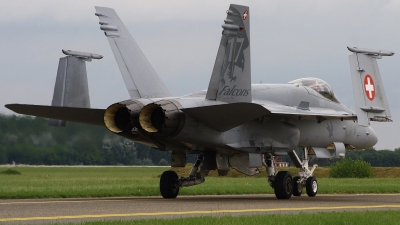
[264,147,318,199]
[160,154,208,199]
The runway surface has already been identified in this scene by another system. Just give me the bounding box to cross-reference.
[1,194,400,224]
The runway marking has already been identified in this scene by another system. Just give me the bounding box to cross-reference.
[1,204,400,222]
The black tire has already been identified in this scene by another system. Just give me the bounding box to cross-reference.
[292,176,302,196]
[306,176,318,197]
[160,171,180,199]
[274,171,293,199]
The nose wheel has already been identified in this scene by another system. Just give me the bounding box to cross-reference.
[306,176,318,197]
[292,175,318,197]
[265,147,319,199]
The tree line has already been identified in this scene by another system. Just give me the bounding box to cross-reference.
[0,114,174,165]
[0,114,398,166]
[303,147,400,167]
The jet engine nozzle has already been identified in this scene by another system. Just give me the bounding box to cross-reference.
[139,100,185,136]
[104,100,143,133]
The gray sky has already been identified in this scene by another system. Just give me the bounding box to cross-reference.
[1,1,399,150]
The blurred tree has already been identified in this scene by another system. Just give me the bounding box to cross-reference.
[1,114,399,166]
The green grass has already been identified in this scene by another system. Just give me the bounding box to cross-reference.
[179,177,400,195]
[0,169,21,175]
[0,167,164,199]
[55,210,400,225]
[175,165,400,178]
[0,167,400,199]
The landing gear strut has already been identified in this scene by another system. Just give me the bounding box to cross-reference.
[160,154,208,199]
[263,154,293,199]
[264,147,319,199]
[288,147,318,197]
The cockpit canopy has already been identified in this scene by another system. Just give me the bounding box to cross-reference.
[288,77,340,103]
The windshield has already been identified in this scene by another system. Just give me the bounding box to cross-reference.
[288,77,340,103]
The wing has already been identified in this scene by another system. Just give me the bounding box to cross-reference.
[181,103,267,132]
[259,100,356,120]
[95,7,171,99]
[182,102,356,132]
[5,104,105,127]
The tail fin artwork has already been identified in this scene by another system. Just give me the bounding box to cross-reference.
[206,4,251,103]
[348,46,393,126]
[94,7,171,99]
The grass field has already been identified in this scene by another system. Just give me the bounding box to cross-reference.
[0,166,400,199]
[54,210,400,225]
[174,165,400,178]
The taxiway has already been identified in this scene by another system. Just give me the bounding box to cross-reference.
[1,194,400,224]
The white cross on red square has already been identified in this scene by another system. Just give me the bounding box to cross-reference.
[364,74,375,101]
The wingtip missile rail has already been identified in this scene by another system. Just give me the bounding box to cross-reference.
[347,46,394,56]
[62,49,103,60]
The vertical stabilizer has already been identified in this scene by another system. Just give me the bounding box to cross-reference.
[348,47,393,126]
[95,7,171,99]
[49,56,91,126]
[206,4,251,103]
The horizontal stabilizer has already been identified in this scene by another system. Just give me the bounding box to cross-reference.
[181,103,268,132]
[5,104,105,127]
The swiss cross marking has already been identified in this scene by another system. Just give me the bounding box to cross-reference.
[243,10,248,20]
[364,74,375,101]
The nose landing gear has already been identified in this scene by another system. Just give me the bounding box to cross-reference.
[306,176,318,197]
[264,147,318,199]
[264,154,293,199]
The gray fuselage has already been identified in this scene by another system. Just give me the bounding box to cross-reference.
[131,83,377,156]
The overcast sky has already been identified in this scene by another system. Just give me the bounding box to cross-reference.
[1,0,399,150]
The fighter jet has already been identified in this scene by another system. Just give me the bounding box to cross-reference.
[5,4,393,199]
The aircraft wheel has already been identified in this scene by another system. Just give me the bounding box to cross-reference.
[292,176,302,196]
[306,176,318,197]
[274,171,292,199]
[160,171,180,199]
